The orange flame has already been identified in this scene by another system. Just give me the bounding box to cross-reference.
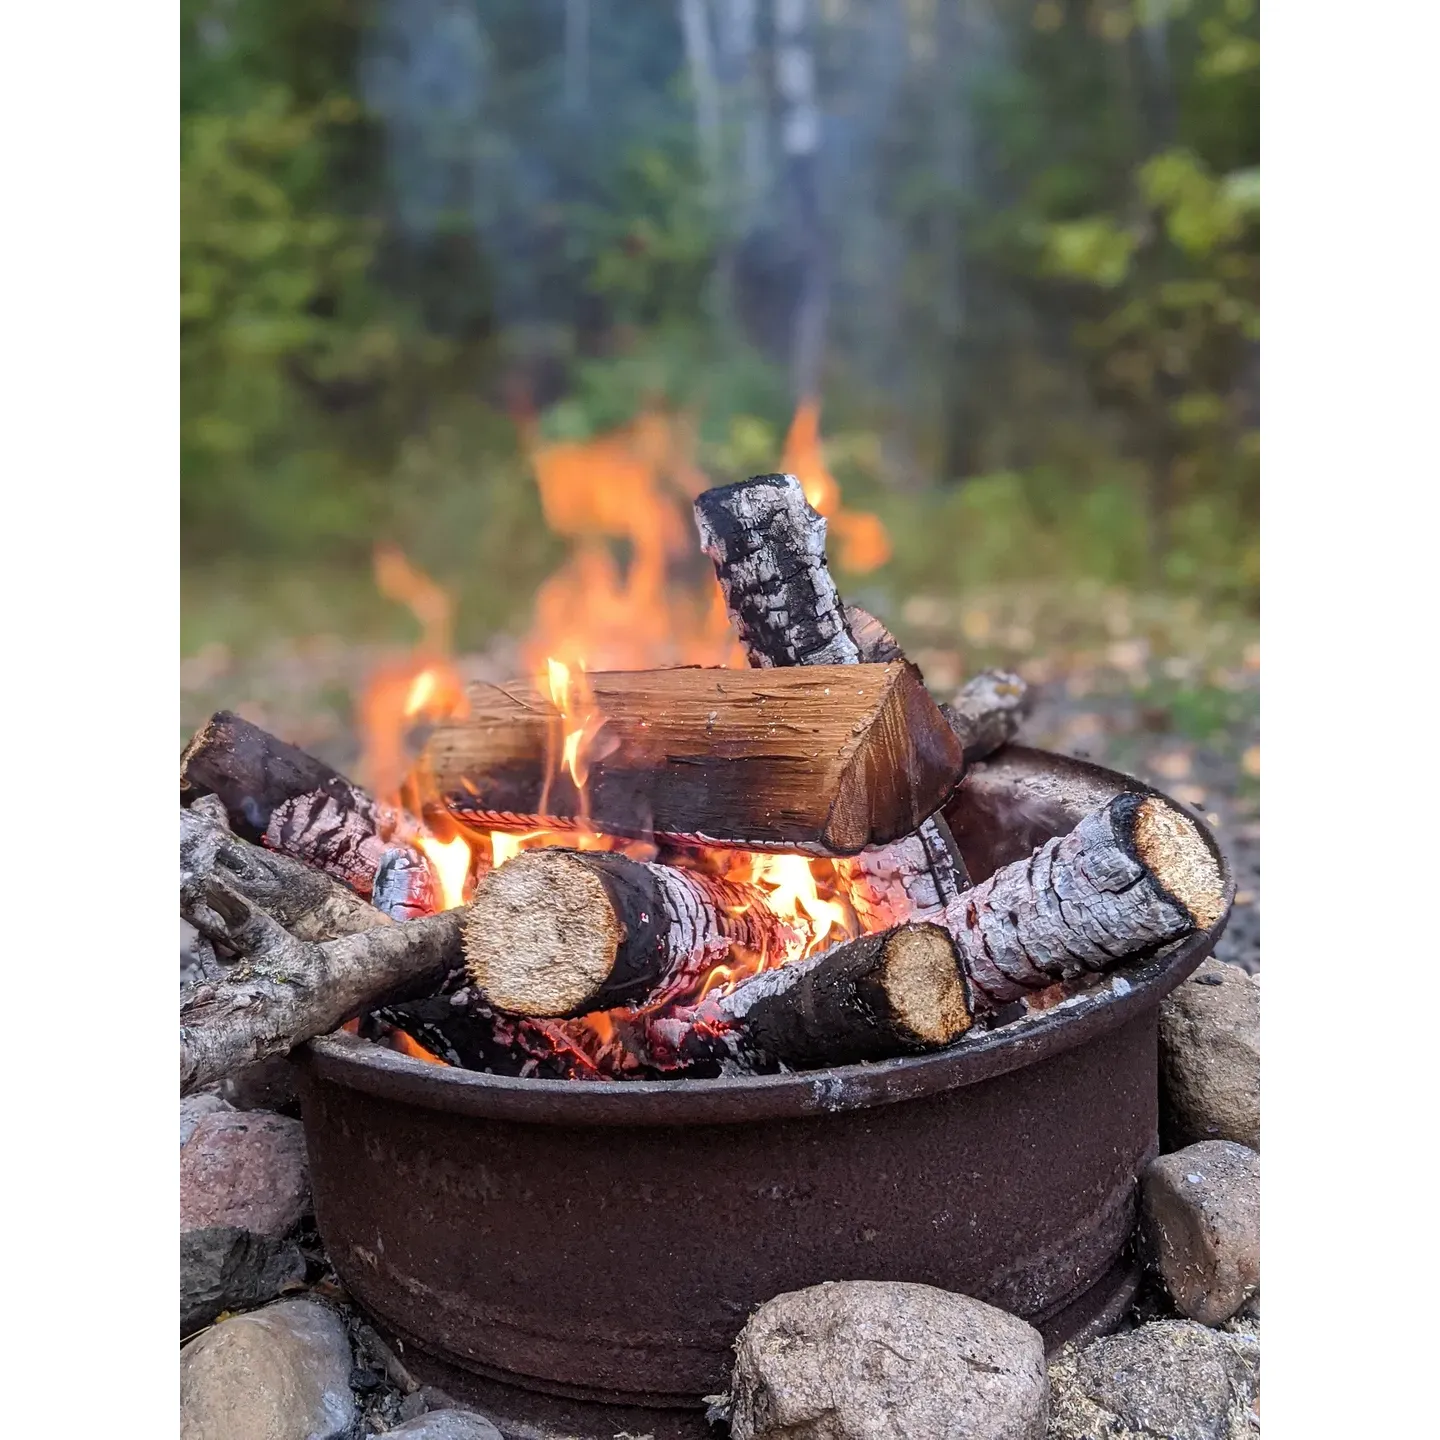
[781,399,891,573]
[389,1028,449,1066]
[417,832,472,909]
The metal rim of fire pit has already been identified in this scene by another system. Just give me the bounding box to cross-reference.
[304,747,1233,1124]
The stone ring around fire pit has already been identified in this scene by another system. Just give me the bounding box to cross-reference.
[294,746,1233,1440]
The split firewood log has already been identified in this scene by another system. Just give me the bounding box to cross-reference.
[180,807,391,943]
[844,603,1032,762]
[179,876,462,1095]
[181,712,425,895]
[695,474,974,928]
[422,662,963,855]
[461,848,799,1017]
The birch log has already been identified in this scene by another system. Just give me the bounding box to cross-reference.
[950,791,1225,1007]
[462,848,798,1017]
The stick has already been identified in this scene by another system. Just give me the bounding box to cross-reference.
[180,808,391,943]
[423,662,963,855]
[179,878,462,1094]
[462,848,798,1017]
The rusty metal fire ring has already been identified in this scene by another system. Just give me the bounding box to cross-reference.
[296,747,1233,1431]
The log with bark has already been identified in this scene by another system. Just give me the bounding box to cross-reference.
[180,807,392,943]
[181,711,425,895]
[421,662,963,855]
[695,473,974,930]
[461,847,799,1017]
[948,790,1224,1008]
[651,921,973,1070]
[179,812,462,1094]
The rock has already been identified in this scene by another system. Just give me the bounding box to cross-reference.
[181,1110,311,1331]
[181,1228,306,1337]
[1159,958,1260,1151]
[1047,1320,1259,1440]
[1142,1142,1260,1325]
[180,1299,357,1440]
[381,1412,505,1439]
[730,1280,1047,1440]
[181,1109,310,1235]
[181,1093,233,1148]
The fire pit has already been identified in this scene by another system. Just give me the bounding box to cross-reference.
[294,745,1232,1440]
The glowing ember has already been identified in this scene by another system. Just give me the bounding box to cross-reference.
[388,1028,449,1066]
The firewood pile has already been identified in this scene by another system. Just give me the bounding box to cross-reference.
[178,474,1223,1094]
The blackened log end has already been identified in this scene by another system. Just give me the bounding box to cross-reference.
[1119,794,1225,931]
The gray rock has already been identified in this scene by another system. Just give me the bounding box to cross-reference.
[181,1093,233,1148]
[1048,1320,1259,1440]
[1159,958,1260,1151]
[180,1299,357,1440]
[181,1109,310,1236]
[1142,1142,1260,1325]
[181,1227,306,1337]
[730,1280,1048,1440]
[379,1412,504,1440]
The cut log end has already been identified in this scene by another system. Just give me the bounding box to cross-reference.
[462,850,622,1017]
[879,924,974,1047]
[1128,795,1225,931]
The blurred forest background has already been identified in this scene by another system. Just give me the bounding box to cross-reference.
[181,0,1259,966]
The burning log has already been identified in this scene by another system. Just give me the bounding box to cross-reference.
[950,792,1225,1008]
[695,473,972,927]
[462,848,798,1017]
[655,922,974,1071]
[423,662,963,855]
[180,807,391,943]
[181,712,425,895]
[372,846,439,921]
[179,877,462,1095]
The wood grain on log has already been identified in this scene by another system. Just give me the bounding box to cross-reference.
[180,808,391,943]
[950,792,1224,1007]
[843,604,906,664]
[179,879,461,1094]
[423,663,963,855]
[462,848,797,1017]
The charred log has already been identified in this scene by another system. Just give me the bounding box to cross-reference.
[423,662,963,855]
[462,848,798,1018]
[656,922,973,1071]
[950,792,1225,1007]
[372,846,440,921]
[179,879,461,1095]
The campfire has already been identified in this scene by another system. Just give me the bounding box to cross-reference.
[178,418,1223,1097]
